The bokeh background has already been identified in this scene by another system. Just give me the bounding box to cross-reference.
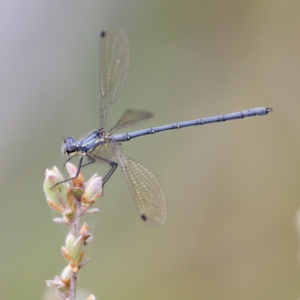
[0,1,299,299]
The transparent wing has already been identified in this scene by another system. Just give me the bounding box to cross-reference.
[109,109,154,133]
[110,142,167,226]
[90,142,117,161]
[99,27,130,128]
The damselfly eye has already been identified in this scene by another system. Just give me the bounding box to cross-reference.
[63,137,77,156]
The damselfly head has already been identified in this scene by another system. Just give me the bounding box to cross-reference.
[62,137,77,156]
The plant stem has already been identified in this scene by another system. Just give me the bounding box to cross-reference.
[69,197,81,299]
[69,271,78,300]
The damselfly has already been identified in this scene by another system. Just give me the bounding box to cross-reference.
[52,27,273,225]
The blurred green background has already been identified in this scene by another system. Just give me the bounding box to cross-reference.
[0,1,299,299]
